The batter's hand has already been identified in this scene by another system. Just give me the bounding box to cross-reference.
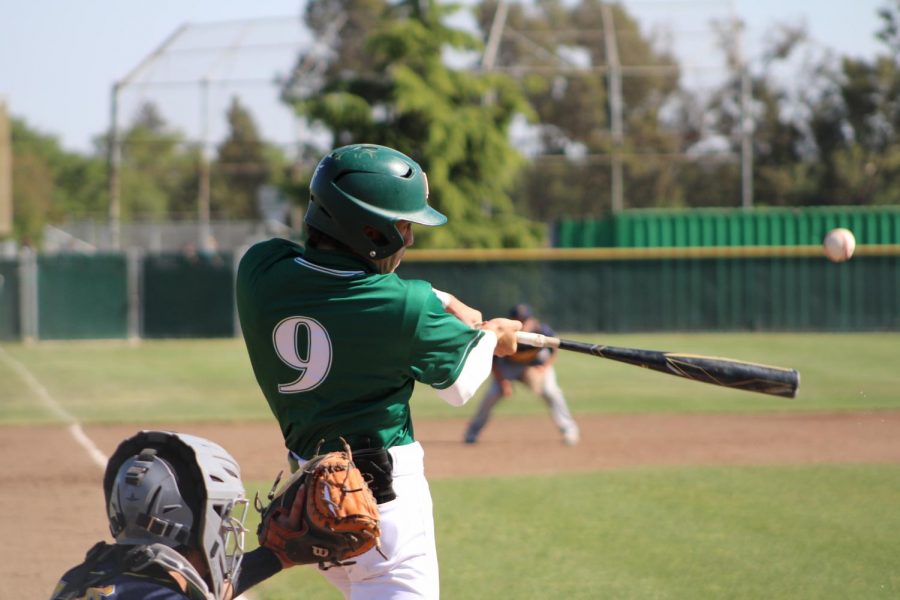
[478,318,521,356]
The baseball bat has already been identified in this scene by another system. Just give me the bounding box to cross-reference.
[516,332,799,399]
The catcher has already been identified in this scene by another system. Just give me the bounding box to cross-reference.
[48,430,333,600]
[50,430,270,600]
[464,304,581,446]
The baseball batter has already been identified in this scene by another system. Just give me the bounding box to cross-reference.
[235,143,520,599]
[464,303,580,446]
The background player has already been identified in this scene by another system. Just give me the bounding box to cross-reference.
[236,143,521,599]
[464,303,581,446]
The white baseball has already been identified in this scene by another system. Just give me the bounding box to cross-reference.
[823,228,856,263]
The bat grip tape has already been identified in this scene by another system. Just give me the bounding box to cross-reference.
[516,331,559,348]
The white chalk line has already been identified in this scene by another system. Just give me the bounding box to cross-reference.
[0,345,108,469]
[1,345,257,598]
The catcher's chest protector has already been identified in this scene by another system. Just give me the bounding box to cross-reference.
[51,542,212,600]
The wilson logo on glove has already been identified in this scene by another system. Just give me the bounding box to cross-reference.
[255,439,384,570]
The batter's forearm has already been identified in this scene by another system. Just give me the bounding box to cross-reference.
[436,331,497,406]
[433,288,482,326]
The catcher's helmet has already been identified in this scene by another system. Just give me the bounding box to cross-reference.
[104,430,248,600]
[306,143,447,259]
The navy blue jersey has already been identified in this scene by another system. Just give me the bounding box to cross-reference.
[51,543,209,600]
[51,574,195,599]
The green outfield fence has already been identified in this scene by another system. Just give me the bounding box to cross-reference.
[37,253,129,339]
[2,251,236,341]
[400,246,900,332]
[0,244,897,340]
[555,205,900,248]
[0,259,19,340]
[142,252,235,339]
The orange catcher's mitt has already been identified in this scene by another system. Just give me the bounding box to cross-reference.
[256,441,382,570]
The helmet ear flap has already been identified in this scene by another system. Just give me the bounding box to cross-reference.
[361,224,405,259]
[306,194,406,260]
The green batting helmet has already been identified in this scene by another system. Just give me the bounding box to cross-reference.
[305,144,447,259]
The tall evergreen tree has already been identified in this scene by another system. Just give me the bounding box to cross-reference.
[213,98,274,219]
[285,0,543,248]
[119,103,197,220]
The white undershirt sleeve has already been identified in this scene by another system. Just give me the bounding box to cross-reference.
[435,330,497,407]
[432,288,452,308]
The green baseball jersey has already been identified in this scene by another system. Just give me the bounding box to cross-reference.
[236,238,484,458]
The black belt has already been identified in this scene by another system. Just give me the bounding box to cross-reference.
[351,447,396,504]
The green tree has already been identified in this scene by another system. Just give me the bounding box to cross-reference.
[118,103,197,220]
[725,2,900,206]
[476,0,684,218]
[213,97,279,219]
[292,0,385,83]
[738,29,815,206]
[10,118,106,246]
[820,1,900,205]
[286,0,543,248]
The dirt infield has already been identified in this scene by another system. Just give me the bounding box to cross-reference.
[6,410,900,599]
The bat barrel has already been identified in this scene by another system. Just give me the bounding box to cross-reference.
[591,346,800,398]
[657,352,800,398]
[543,338,800,399]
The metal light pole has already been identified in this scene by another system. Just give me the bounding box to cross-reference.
[601,4,624,213]
[107,24,188,250]
[198,77,212,252]
[108,83,122,250]
[740,66,754,210]
[482,0,509,71]
[733,15,754,209]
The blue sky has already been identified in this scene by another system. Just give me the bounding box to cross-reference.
[0,0,888,154]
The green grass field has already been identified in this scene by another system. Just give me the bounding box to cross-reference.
[1,332,898,424]
[3,332,898,598]
[244,465,900,599]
